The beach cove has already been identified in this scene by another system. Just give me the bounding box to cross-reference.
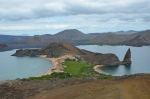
[0,50,53,81]
[40,55,107,76]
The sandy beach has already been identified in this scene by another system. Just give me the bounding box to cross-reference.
[40,55,78,75]
[93,65,108,74]
[40,55,63,75]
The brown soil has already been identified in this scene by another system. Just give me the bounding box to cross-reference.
[0,74,150,99]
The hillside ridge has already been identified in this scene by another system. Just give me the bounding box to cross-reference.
[1,29,150,51]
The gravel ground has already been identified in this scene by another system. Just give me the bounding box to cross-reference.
[0,74,150,99]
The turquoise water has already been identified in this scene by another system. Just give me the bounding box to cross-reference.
[0,50,52,81]
[77,45,150,76]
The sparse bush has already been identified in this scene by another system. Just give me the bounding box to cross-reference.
[65,58,76,61]
[97,75,112,79]
[20,72,73,80]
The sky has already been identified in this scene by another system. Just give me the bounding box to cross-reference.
[0,0,150,35]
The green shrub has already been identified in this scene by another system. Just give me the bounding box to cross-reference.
[62,61,97,78]
[21,72,73,80]
[97,75,112,79]
[65,58,76,61]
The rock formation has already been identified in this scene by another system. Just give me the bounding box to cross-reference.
[122,48,132,65]
[12,42,121,66]
[0,43,7,48]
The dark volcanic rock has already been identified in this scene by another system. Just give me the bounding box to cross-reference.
[0,44,7,48]
[40,41,86,57]
[12,42,121,66]
[81,50,121,66]
[12,42,86,57]
[122,48,131,65]
[0,44,8,51]
[12,49,40,56]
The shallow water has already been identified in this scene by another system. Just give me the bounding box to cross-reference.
[77,45,150,76]
[0,50,52,81]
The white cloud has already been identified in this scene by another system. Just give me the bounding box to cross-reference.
[0,24,69,30]
[0,0,149,20]
[0,0,149,35]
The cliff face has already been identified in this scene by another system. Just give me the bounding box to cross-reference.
[122,48,132,65]
[12,49,40,56]
[12,42,121,66]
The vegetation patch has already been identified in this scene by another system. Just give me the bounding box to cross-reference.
[62,60,112,79]
[19,72,73,80]
[63,61,93,77]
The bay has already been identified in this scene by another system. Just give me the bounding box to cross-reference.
[0,50,52,81]
[77,45,150,76]
[1,45,150,80]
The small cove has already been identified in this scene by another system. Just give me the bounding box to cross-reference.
[0,50,53,81]
[77,45,150,76]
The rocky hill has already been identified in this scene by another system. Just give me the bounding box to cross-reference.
[89,30,150,46]
[89,33,132,45]
[52,29,96,41]
[0,43,9,51]
[131,30,150,43]
[53,29,84,40]
[118,35,150,47]
[12,42,131,66]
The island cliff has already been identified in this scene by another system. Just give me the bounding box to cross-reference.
[12,42,131,66]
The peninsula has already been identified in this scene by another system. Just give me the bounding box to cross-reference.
[12,41,131,76]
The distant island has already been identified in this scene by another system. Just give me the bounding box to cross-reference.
[0,29,150,52]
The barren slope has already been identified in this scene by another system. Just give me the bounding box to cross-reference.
[0,74,150,99]
[29,74,150,99]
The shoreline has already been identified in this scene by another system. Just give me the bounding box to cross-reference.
[40,55,78,76]
[93,65,109,75]
[40,55,63,76]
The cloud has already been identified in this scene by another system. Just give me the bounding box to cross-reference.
[0,0,149,35]
[0,0,149,21]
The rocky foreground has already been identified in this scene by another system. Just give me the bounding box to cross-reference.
[0,74,150,99]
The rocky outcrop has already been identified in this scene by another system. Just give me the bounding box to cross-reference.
[12,49,40,56]
[12,42,85,57]
[122,48,132,66]
[81,50,121,66]
[0,44,7,48]
[12,42,121,66]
